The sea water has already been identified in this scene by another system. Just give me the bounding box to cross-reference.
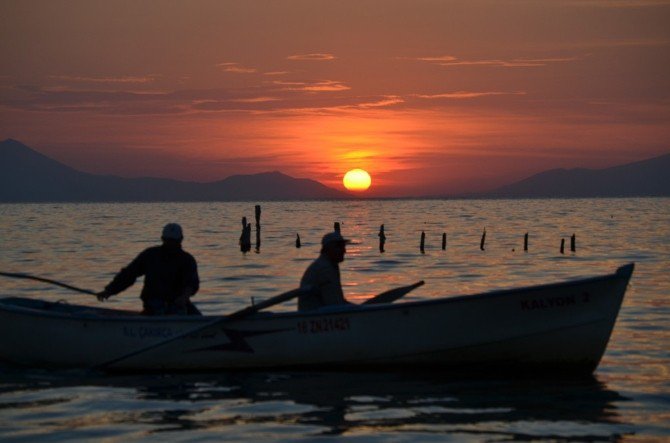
[0,198,668,441]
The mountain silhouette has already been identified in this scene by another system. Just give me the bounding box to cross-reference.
[487,153,670,198]
[0,139,349,202]
[3,139,668,201]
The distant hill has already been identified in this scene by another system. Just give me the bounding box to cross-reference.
[0,139,349,202]
[486,153,670,198]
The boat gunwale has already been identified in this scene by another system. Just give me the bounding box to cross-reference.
[0,263,634,324]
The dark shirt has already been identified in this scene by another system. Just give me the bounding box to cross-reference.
[299,254,348,311]
[105,244,199,310]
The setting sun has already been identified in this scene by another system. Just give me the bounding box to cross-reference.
[343,169,372,191]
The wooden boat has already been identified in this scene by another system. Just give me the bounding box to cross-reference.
[0,264,633,374]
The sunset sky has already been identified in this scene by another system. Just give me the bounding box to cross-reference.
[1,0,669,196]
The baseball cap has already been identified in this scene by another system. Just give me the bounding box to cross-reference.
[321,231,351,247]
[161,223,184,240]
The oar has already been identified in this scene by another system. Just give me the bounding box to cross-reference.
[93,286,311,370]
[363,280,424,305]
[0,271,97,295]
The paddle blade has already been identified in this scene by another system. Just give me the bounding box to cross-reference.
[363,280,425,305]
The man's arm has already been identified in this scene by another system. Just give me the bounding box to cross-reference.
[173,255,199,311]
[97,251,147,301]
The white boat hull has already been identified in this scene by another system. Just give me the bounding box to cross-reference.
[0,264,634,374]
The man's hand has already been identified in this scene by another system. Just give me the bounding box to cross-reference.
[97,289,111,302]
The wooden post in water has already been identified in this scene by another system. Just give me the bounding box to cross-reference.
[240,217,251,253]
[560,238,565,254]
[334,222,340,233]
[378,224,386,253]
[480,228,486,251]
[571,233,576,252]
[254,205,261,252]
[524,232,528,252]
[240,217,245,252]
[244,224,251,253]
[420,231,425,254]
[295,233,301,248]
[442,233,447,250]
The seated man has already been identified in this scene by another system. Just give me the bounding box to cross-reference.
[299,231,353,311]
[97,223,200,315]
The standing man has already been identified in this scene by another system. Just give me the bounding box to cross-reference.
[299,231,353,311]
[97,223,201,316]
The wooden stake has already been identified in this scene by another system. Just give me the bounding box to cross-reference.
[524,232,528,252]
[254,205,261,252]
[420,231,425,254]
[442,233,447,250]
[480,228,486,251]
[378,224,386,253]
[239,218,251,253]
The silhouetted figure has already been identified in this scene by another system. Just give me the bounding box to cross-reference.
[442,233,447,250]
[571,233,576,252]
[524,232,529,252]
[298,232,353,311]
[420,231,425,254]
[97,223,200,316]
[480,228,486,251]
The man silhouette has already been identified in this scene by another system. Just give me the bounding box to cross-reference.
[97,223,200,315]
[298,231,353,311]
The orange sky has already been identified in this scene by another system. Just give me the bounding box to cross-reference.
[1,0,669,196]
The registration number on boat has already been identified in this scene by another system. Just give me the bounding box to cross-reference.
[520,292,590,311]
[296,317,350,334]
[123,326,174,339]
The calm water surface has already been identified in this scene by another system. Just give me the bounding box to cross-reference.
[0,199,668,441]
